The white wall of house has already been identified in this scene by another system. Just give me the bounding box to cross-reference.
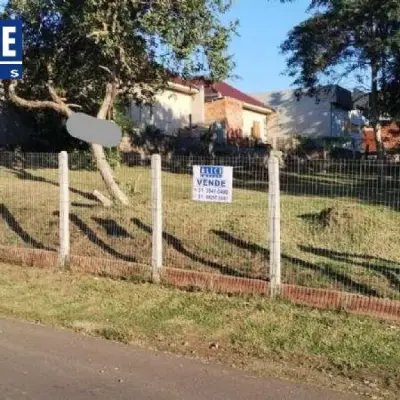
[331,107,350,137]
[242,108,268,141]
[252,89,348,139]
[130,87,198,135]
[191,85,205,125]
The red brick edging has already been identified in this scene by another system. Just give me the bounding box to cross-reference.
[0,245,399,322]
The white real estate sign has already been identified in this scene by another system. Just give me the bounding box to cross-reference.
[192,165,233,203]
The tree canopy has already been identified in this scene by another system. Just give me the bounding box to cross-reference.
[1,0,237,205]
[3,0,237,115]
[280,0,400,128]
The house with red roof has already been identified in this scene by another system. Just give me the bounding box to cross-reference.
[130,77,277,145]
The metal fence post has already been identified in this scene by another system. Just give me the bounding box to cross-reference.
[151,154,163,282]
[58,151,70,268]
[268,154,281,297]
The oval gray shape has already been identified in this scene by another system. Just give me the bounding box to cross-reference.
[66,112,122,148]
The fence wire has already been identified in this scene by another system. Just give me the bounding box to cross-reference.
[161,155,268,281]
[280,159,400,301]
[0,152,59,252]
[69,154,152,266]
[0,152,152,267]
[0,151,399,306]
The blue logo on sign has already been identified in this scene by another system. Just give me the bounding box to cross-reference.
[200,166,223,178]
[0,19,23,80]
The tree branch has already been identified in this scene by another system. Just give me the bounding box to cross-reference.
[46,62,71,109]
[97,82,116,119]
[8,81,72,118]
[99,65,112,75]
[67,103,83,109]
[47,85,67,105]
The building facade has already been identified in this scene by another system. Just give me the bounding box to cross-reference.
[251,85,355,145]
[130,78,277,144]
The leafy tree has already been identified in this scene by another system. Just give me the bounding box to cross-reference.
[380,51,400,121]
[2,0,237,205]
[279,0,400,157]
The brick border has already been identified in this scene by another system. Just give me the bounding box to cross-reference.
[1,245,399,322]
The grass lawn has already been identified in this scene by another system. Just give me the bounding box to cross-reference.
[0,263,399,399]
[0,162,400,300]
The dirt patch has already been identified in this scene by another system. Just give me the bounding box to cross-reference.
[318,205,365,230]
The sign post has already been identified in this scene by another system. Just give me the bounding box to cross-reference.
[192,165,233,203]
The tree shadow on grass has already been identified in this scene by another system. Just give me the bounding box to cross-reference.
[0,203,54,251]
[71,202,97,209]
[279,167,400,211]
[232,161,400,211]
[212,230,381,297]
[93,218,132,239]
[131,218,251,279]
[53,211,136,262]
[9,168,97,202]
[299,245,400,292]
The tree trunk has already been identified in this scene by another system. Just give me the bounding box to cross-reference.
[370,59,386,186]
[370,62,384,159]
[7,79,130,206]
[90,142,129,205]
[92,82,129,206]
[93,189,113,207]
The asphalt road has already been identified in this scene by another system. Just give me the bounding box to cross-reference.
[0,318,358,400]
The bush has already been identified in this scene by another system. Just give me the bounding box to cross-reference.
[104,147,122,169]
[69,147,121,171]
[69,149,94,170]
[113,100,137,138]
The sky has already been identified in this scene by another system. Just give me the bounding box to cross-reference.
[5,0,363,94]
[224,0,312,94]
[223,0,369,95]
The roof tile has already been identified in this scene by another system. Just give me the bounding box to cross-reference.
[209,81,269,109]
[171,76,273,111]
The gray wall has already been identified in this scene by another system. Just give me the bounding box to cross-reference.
[251,88,349,139]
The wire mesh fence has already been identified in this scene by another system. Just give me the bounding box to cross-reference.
[161,155,268,280]
[0,152,59,252]
[0,152,152,266]
[1,151,400,308]
[280,159,400,301]
[67,154,152,266]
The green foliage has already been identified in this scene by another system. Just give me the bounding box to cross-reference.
[113,101,136,138]
[380,56,400,119]
[104,147,122,169]
[3,0,237,117]
[69,147,121,171]
[69,149,95,171]
[10,105,88,152]
[294,135,324,151]
[280,0,400,118]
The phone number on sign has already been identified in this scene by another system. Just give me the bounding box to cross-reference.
[197,194,228,201]
[195,188,229,195]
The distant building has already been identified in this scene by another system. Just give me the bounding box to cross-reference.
[130,78,277,144]
[251,85,360,146]
[352,89,370,114]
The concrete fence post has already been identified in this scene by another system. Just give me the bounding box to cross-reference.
[58,151,70,268]
[151,154,163,282]
[268,154,281,297]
